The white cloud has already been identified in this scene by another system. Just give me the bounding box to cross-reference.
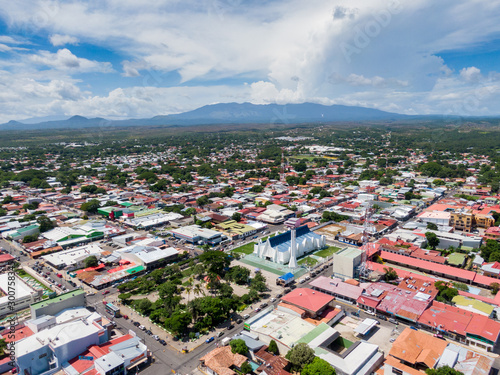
[29,48,113,73]
[460,66,482,82]
[49,34,79,46]
[1,0,500,119]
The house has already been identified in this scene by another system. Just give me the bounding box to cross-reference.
[199,346,248,375]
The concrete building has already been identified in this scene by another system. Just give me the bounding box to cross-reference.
[257,205,294,224]
[0,273,43,317]
[171,225,223,245]
[15,314,106,375]
[214,220,257,240]
[30,289,86,319]
[299,323,384,375]
[64,333,149,375]
[116,245,179,269]
[6,224,40,241]
[253,226,325,265]
[332,247,364,280]
[42,243,105,270]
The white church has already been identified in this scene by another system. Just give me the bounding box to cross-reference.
[253,225,326,265]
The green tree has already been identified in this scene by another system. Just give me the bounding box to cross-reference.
[425,231,440,250]
[0,338,7,357]
[240,361,252,374]
[164,312,192,335]
[2,195,13,204]
[230,339,249,355]
[490,282,500,295]
[268,339,279,355]
[426,222,438,230]
[250,271,267,292]
[197,195,209,207]
[199,251,231,276]
[434,281,458,304]
[302,357,336,375]
[37,215,55,232]
[426,366,463,375]
[80,199,101,213]
[136,298,153,315]
[22,234,38,243]
[383,267,398,282]
[232,212,242,222]
[84,255,98,268]
[285,342,315,371]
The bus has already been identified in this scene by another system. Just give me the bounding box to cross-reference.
[105,302,121,318]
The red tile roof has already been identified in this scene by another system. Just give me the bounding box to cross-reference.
[380,251,476,281]
[280,288,334,314]
[467,314,500,343]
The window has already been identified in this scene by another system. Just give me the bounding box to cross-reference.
[392,368,403,375]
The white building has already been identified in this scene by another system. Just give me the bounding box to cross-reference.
[42,243,105,270]
[16,314,106,375]
[0,273,43,317]
[253,226,325,265]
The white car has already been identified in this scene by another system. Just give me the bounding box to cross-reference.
[366,310,376,316]
[299,279,306,284]
[153,335,160,341]
[138,325,146,331]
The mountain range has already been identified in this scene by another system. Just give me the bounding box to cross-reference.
[0,102,417,131]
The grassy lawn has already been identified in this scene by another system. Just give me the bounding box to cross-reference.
[17,269,52,292]
[448,253,467,267]
[298,256,318,266]
[314,246,340,258]
[232,242,256,255]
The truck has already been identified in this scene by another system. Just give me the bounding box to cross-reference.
[221,337,231,346]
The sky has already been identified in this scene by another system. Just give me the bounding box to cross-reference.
[1,0,500,123]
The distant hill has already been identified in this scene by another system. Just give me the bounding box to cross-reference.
[0,102,413,130]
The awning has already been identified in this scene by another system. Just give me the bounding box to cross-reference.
[126,356,148,370]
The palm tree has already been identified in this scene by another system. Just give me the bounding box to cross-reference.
[193,283,205,297]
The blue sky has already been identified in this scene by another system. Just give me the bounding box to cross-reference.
[0,0,500,123]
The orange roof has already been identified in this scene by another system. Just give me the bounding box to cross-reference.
[200,346,247,375]
[384,356,423,375]
[389,328,447,367]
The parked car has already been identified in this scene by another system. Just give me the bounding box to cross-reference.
[243,314,250,319]
[236,318,243,324]
[270,297,276,303]
[227,324,234,331]
[159,339,167,346]
[206,336,215,343]
[366,310,375,316]
[122,314,128,319]
[57,283,62,288]
[56,273,62,278]
[389,318,398,325]
[217,331,224,337]
[102,290,110,295]
[133,322,140,327]
[145,330,152,335]
[153,335,160,341]
[276,293,282,298]
[138,325,146,330]
[254,307,261,313]
[260,303,268,308]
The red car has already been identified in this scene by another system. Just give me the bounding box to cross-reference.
[56,273,62,278]
[57,283,62,288]
[102,290,110,295]
[122,314,128,319]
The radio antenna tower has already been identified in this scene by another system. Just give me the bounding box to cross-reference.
[281,147,286,184]
[358,201,373,281]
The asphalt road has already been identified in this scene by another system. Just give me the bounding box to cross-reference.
[0,238,79,293]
